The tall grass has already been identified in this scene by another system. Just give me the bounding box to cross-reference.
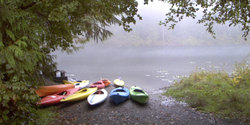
[164,62,250,119]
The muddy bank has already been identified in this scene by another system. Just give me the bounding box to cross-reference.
[47,82,247,125]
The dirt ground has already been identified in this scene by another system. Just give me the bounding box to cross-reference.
[43,80,248,125]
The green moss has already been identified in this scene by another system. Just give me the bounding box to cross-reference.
[164,63,250,120]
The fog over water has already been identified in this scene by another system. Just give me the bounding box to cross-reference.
[55,0,250,89]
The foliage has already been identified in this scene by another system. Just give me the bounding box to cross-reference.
[0,0,140,124]
[147,0,250,40]
[164,63,250,120]
[34,108,58,125]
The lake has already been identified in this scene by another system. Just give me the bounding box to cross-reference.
[55,44,250,90]
[54,0,250,90]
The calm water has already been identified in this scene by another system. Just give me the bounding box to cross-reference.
[55,45,250,89]
[55,0,250,90]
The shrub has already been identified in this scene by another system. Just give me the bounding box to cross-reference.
[0,0,140,124]
[164,62,250,119]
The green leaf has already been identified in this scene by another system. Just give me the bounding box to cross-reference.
[3,110,9,115]
[5,53,15,67]
[6,29,16,41]
[3,114,9,121]
[0,33,3,49]
[16,40,27,48]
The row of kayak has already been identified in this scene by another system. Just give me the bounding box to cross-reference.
[36,79,111,97]
[36,79,149,106]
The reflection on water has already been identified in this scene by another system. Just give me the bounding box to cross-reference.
[55,45,250,89]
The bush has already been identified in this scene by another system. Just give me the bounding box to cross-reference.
[0,0,140,124]
[164,62,250,119]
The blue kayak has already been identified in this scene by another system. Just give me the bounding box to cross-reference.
[109,87,129,104]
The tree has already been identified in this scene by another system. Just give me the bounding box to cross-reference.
[0,0,140,124]
[153,0,250,40]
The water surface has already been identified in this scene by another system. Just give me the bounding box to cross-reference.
[55,0,250,90]
[55,45,250,89]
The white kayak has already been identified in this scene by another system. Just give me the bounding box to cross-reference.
[74,81,89,89]
[87,89,108,105]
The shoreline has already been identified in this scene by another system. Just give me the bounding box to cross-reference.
[44,79,247,125]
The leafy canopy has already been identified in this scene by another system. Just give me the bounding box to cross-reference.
[0,0,140,124]
[145,0,250,40]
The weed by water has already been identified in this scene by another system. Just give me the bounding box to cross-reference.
[164,62,250,120]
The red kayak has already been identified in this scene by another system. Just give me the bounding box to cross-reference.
[102,79,111,87]
[90,81,105,89]
[35,84,75,97]
[37,88,79,106]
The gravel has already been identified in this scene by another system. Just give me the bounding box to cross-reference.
[50,85,248,125]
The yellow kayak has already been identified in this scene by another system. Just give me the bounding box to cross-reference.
[60,88,97,102]
[113,79,125,87]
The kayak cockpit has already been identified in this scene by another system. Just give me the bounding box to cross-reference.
[57,91,67,95]
[94,90,104,94]
[134,89,145,93]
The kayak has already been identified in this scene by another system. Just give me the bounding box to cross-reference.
[129,86,149,104]
[63,80,89,89]
[60,88,97,102]
[113,79,125,87]
[35,84,75,97]
[37,88,79,106]
[87,89,108,105]
[90,81,105,89]
[109,87,129,104]
[63,80,89,84]
[102,79,111,86]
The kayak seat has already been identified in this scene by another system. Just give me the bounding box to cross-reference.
[115,90,125,93]
[79,89,87,93]
[94,91,104,94]
[134,89,144,93]
[93,82,102,85]
[58,91,67,95]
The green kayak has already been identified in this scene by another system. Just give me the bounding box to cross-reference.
[129,86,149,104]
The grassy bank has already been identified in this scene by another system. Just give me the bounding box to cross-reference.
[164,63,250,120]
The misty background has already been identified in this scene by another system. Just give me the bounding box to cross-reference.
[54,0,250,89]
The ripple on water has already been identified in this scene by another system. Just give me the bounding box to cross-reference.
[161,79,173,83]
[189,61,196,64]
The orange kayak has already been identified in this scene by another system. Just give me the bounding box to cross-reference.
[36,84,74,97]
[102,79,111,86]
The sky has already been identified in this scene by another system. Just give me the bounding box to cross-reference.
[86,0,250,47]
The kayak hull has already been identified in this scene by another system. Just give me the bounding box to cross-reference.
[37,88,79,106]
[113,79,125,87]
[61,88,97,102]
[35,84,74,97]
[130,86,149,104]
[87,89,108,105]
[109,87,129,104]
[131,95,148,104]
[102,80,111,87]
[90,81,105,89]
